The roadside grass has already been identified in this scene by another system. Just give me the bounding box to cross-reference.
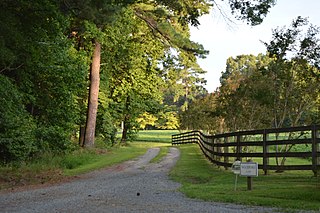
[170,144,320,211]
[64,142,171,176]
[0,130,175,190]
[0,142,166,190]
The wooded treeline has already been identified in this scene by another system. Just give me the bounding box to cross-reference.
[0,0,276,163]
[181,17,320,134]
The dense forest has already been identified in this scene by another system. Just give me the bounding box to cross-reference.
[1,0,279,163]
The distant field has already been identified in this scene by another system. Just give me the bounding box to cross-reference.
[133,130,179,143]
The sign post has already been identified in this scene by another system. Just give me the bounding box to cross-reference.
[232,160,258,191]
[231,160,241,191]
[240,161,258,190]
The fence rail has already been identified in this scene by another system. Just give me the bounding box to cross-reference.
[172,125,320,176]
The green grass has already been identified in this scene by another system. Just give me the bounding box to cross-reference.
[170,144,320,211]
[150,146,170,163]
[0,129,177,190]
[0,142,166,190]
[0,129,176,190]
[64,142,171,176]
[134,130,179,143]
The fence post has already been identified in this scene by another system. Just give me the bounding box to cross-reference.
[236,134,241,161]
[210,135,214,163]
[311,125,319,177]
[263,129,269,175]
[224,136,229,170]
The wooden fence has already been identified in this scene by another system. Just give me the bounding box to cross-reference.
[172,125,320,176]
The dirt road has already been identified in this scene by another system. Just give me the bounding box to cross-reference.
[0,147,280,212]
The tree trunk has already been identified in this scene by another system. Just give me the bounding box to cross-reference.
[84,40,101,148]
[121,116,129,145]
[79,125,85,146]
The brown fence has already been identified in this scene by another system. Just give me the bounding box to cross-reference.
[172,125,320,176]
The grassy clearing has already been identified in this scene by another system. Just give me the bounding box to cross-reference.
[170,144,320,211]
[134,130,179,143]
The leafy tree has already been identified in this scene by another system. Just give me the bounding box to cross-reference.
[60,0,129,147]
[226,0,276,25]
[136,112,158,130]
[100,6,165,143]
[179,93,222,133]
[214,17,320,169]
[0,0,88,161]
[0,0,278,161]
[61,0,211,146]
[0,76,36,163]
[264,17,320,128]
[262,17,320,168]
[218,54,273,131]
[161,52,208,113]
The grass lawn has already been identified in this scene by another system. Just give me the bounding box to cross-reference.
[170,144,320,211]
[133,130,179,143]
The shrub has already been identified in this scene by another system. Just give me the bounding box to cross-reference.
[0,76,37,163]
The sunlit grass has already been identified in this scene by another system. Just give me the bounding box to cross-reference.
[170,144,320,211]
[134,130,179,143]
[150,146,170,163]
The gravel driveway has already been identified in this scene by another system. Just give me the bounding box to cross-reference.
[0,147,283,212]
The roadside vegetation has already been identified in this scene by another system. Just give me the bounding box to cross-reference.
[170,144,320,211]
[0,141,168,190]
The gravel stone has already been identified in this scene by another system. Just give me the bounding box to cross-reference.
[0,147,303,212]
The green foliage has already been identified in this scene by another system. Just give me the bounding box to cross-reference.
[96,109,118,146]
[179,93,221,132]
[217,54,274,131]
[263,17,320,128]
[0,0,276,163]
[35,125,78,153]
[0,76,37,163]
[156,0,212,26]
[136,112,158,129]
[0,0,89,162]
[227,0,276,26]
[213,17,320,133]
[156,111,180,130]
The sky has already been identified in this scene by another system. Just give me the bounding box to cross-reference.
[190,0,320,93]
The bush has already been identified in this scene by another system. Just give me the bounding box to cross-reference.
[35,125,77,154]
[0,76,37,163]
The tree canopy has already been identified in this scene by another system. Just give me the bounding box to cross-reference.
[183,16,320,133]
[0,0,277,163]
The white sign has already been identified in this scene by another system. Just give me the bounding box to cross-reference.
[231,160,241,175]
[240,162,258,177]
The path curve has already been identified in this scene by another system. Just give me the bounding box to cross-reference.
[0,147,281,213]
